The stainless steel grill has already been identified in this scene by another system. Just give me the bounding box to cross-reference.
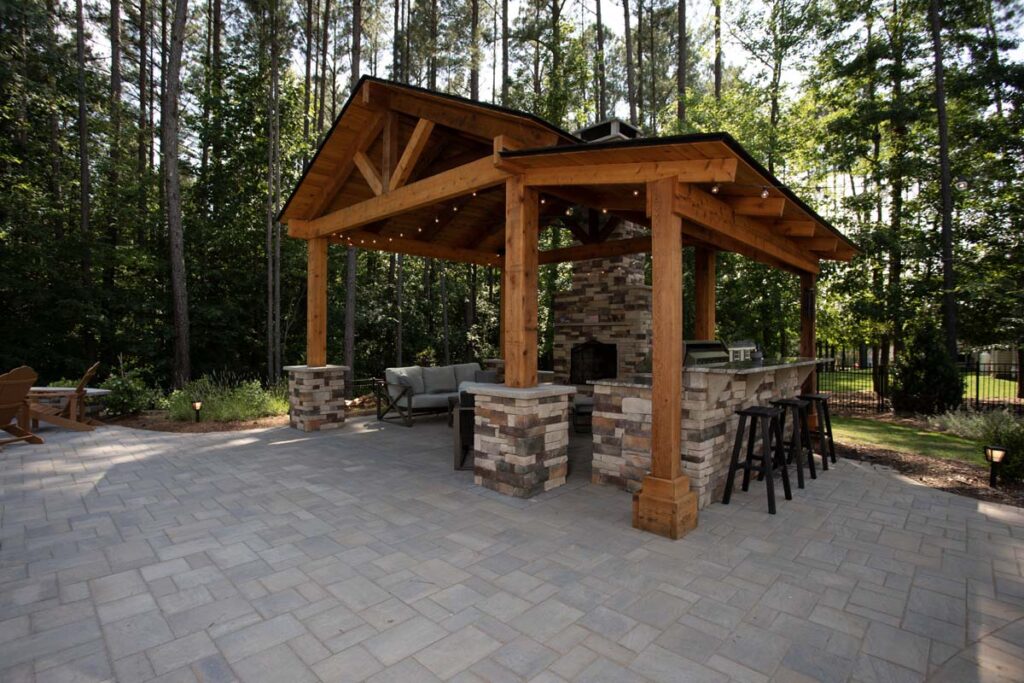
[684,340,730,366]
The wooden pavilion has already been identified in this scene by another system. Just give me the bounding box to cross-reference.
[280,76,858,538]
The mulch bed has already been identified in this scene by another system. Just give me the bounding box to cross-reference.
[109,412,290,433]
[835,440,1024,508]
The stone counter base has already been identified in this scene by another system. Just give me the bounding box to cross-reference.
[593,365,812,508]
[284,365,348,432]
[470,385,574,498]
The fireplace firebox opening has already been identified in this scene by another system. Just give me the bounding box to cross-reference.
[570,339,618,385]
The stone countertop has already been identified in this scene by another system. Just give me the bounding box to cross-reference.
[686,357,823,375]
[591,357,827,387]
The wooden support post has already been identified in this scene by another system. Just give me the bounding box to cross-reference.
[800,272,817,395]
[633,178,698,539]
[502,175,538,387]
[306,237,328,367]
[694,247,716,340]
[499,275,506,361]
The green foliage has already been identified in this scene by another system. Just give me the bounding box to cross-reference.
[891,324,964,415]
[167,376,288,422]
[100,364,162,416]
[928,409,1024,483]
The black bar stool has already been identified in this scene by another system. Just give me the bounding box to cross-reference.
[799,393,837,469]
[771,398,815,488]
[723,406,792,514]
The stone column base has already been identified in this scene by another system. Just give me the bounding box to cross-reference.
[284,365,348,432]
[467,383,575,498]
[632,474,698,540]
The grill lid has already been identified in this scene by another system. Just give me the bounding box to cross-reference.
[684,340,729,366]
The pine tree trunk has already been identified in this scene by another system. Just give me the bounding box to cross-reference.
[304,0,313,148]
[163,0,190,387]
[75,0,92,281]
[441,265,450,365]
[501,0,508,104]
[596,0,606,119]
[344,0,361,395]
[636,0,644,125]
[317,0,330,132]
[470,0,479,100]
[429,0,438,90]
[46,0,62,235]
[396,255,404,365]
[677,0,685,125]
[929,0,956,358]
[211,0,221,163]
[392,0,400,80]
[714,0,722,100]
[138,0,148,241]
[624,0,636,124]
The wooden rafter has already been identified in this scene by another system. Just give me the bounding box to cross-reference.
[306,115,385,218]
[521,158,737,186]
[362,82,561,148]
[390,119,436,191]
[727,196,786,217]
[775,220,816,237]
[673,183,819,274]
[797,237,839,252]
[289,156,508,239]
[353,151,383,196]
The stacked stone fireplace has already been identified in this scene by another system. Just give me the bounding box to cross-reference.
[552,221,652,390]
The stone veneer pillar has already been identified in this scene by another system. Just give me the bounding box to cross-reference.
[284,365,348,432]
[467,384,575,497]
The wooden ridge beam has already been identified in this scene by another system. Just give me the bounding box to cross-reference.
[331,231,501,267]
[306,115,385,218]
[353,151,383,196]
[538,236,654,264]
[673,183,819,274]
[522,158,737,186]
[389,118,435,191]
[727,196,786,217]
[290,156,509,239]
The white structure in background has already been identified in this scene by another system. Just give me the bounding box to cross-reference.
[728,340,757,362]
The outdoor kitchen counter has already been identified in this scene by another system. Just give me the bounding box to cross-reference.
[590,358,822,508]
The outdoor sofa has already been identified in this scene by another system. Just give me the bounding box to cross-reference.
[375,362,496,426]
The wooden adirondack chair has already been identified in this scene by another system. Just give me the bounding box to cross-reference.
[29,361,100,432]
[1,366,43,447]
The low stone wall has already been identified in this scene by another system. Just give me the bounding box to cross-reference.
[284,365,348,432]
[467,384,575,498]
[593,365,811,508]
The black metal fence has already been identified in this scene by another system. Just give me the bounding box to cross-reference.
[818,359,1023,415]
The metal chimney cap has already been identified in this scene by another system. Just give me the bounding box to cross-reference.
[574,118,643,143]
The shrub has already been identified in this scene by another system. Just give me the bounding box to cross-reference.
[890,325,963,415]
[167,376,288,422]
[929,408,1024,483]
[100,365,161,416]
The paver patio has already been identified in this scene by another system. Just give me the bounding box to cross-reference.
[1,417,1023,683]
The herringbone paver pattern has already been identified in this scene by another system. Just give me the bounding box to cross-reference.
[1,417,1022,682]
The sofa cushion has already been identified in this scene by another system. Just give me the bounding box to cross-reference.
[410,393,453,410]
[453,362,481,386]
[474,369,498,384]
[385,366,424,399]
[422,366,457,394]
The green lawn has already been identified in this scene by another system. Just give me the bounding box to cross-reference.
[821,369,1019,401]
[831,416,986,466]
